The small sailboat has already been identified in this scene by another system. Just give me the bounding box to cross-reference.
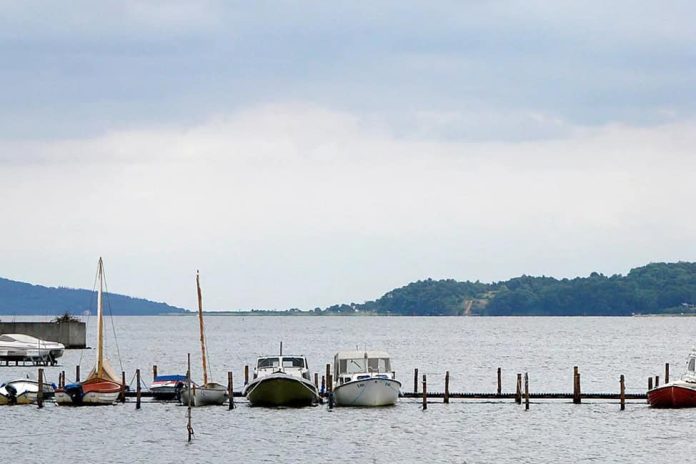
[332,350,401,407]
[243,343,320,407]
[55,258,122,406]
[179,271,227,407]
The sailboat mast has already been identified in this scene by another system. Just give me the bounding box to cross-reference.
[96,257,104,377]
[196,271,208,385]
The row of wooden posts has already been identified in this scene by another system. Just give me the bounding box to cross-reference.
[37,361,673,411]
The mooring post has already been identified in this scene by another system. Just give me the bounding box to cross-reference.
[76,365,80,383]
[573,367,581,404]
[37,368,44,408]
[414,368,419,394]
[655,375,660,387]
[153,365,158,380]
[327,373,334,409]
[422,374,427,410]
[648,377,653,390]
[444,371,450,404]
[620,374,625,411]
[524,372,529,410]
[497,367,502,396]
[325,364,332,393]
[320,375,326,395]
[187,353,193,442]
[665,363,670,384]
[228,371,234,410]
[314,372,319,388]
[515,373,522,404]
[136,369,141,410]
[120,371,127,403]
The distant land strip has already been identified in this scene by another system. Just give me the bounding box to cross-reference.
[1,262,696,316]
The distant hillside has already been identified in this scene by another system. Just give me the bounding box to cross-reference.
[320,262,696,316]
[0,277,188,316]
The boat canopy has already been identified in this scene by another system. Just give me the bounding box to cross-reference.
[334,351,392,375]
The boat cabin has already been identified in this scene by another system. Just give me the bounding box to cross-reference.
[254,355,311,380]
[333,351,395,385]
[684,348,696,382]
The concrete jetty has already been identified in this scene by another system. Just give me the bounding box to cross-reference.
[0,321,86,348]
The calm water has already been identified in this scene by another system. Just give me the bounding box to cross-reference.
[2,315,696,463]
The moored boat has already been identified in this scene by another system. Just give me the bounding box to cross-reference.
[150,374,187,400]
[244,347,319,407]
[332,350,401,407]
[55,258,123,406]
[648,348,696,408]
[0,378,56,405]
[0,333,65,365]
[179,271,227,407]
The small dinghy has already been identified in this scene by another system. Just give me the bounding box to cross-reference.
[0,377,55,405]
[150,374,187,400]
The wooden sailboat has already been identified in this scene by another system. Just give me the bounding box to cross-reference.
[55,258,122,405]
[179,271,227,407]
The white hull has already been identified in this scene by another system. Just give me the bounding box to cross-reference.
[54,390,120,405]
[244,373,319,406]
[0,379,55,405]
[334,378,401,407]
[180,382,227,407]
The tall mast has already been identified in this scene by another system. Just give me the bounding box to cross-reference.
[196,271,208,385]
[96,257,104,377]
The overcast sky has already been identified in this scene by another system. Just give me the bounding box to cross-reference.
[1,1,695,311]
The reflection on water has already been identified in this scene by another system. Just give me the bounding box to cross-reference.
[2,316,696,463]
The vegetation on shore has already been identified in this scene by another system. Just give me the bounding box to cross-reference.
[2,262,695,316]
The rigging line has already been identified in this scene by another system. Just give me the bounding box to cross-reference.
[102,266,124,373]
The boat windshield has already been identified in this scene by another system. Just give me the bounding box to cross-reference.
[339,357,391,374]
[282,357,305,368]
[257,357,280,369]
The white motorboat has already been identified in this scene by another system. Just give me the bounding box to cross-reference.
[243,349,319,407]
[150,374,187,400]
[179,271,227,407]
[0,378,55,405]
[332,351,401,407]
[0,333,65,365]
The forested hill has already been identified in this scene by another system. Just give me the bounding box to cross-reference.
[321,262,696,316]
[0,277,188,315]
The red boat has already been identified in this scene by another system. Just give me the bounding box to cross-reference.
[648,349,696,408]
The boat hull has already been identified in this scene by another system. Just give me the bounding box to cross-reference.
[180,382,227,407]
[648,381,696,408]
[55,379,122,406]
[244,374,319,407]
[0,379,56,405]
[334,378,401,407]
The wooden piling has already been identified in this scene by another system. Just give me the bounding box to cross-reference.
[573,367,581,404]
[153,365,158,380]
[444,371,450,404]
[422,374,427,410]
[620,374,625,411]
[327,373,334,409]
[648,377,653,390]
[314,372,319,388]
[414,368,419,394]
[187,353,193,442]
[76,365,80,383]
[37,368,44,408]
[655,375,660,387]
[326,364,332,393]
[228,371,234,410]
[136,369,141,410]
[665,363,670,384]
[321,375,326,394]
[244,365,249,385]
[524,372,529,410]
[497,367,502,396]
[515,373,522,404]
